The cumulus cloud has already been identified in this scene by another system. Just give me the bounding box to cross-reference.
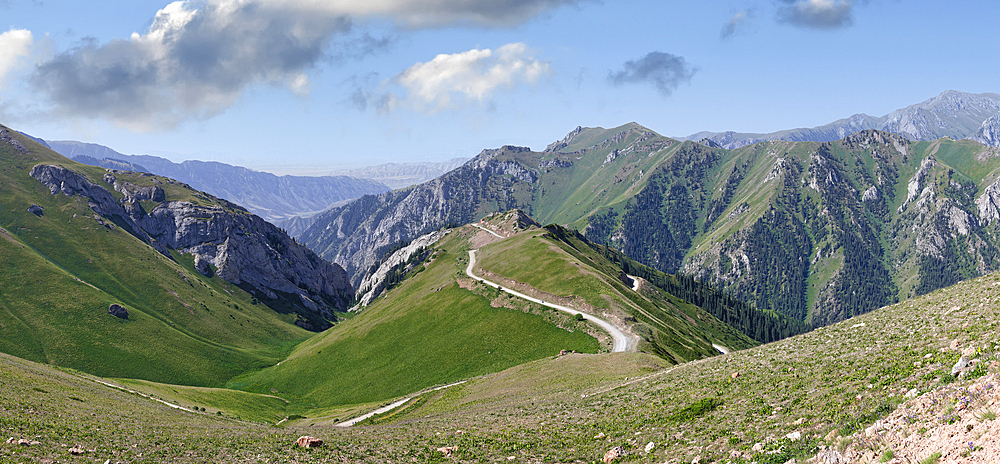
[607,51,696,98]
[384,43,550,113]
[777,0,854,29]
[721,9,754,39]
[28,0,576,130]
[30,1,360,130]
[0,28,34,89]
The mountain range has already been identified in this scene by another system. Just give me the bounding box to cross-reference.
[44,141,390,233]
[684,90,1000,149]
[302,122,1000,328]
[328,157,470,190]
[4,91,1000,463]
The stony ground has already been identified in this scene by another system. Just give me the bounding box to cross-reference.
[836,371,1000,464]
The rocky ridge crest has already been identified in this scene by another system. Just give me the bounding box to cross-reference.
[29,164,352,326]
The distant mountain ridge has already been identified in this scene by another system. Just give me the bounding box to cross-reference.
[685,90,1000,149]
[302,121,1000,328]
[45,141,391,229]
[329,157,470,190]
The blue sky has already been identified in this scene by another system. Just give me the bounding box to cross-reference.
[1,0,997,174]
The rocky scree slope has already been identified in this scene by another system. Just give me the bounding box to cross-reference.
[687,90,1000,149]
[29,163,352,328]
[304,123,1000,328]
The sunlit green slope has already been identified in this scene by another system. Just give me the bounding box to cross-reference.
[0,125,311,387]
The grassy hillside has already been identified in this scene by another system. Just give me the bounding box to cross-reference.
[473,221,756,361]
[3,268,999,462]
[0,126,311,387]
[230,227,601,409]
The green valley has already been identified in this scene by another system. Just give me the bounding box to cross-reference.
[3,250,998,463]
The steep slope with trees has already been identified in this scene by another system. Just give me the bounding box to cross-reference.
[304,123,1000,327]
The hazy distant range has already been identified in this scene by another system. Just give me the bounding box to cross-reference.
[43,139,468,236]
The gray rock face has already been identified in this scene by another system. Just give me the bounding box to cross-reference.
[544,125,584,152]
[27,204,44,216]
[976,176,1000,223]
[951,356,971,376]
[356,229,449,308]
[970,112,1000,147]
[302,146,538,285]
[30,164,353,323]
[0,127,28,153]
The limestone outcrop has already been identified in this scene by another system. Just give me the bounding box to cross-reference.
[30,164,352,325]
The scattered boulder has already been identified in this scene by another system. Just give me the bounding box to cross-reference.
[7,438,40,446]
[731,371,740,380]
[68,445,86,455]
[436,446,457,456]
[27,204,44,216]
[951,356,971,376]
[594,432,606,439]
[864,420,886,437]
[785,431,802,441]
[643,441,655,454]
[602,446,625,463]
[108,304,128,319]
[295,436,323,448]
[816,449,846,464]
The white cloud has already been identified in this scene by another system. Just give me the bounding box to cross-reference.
[27,0,577,130]
[387,43,550,113]
[0,28,34,89]
[31,0,355,130]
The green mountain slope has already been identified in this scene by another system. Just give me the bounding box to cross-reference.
[233,213,763,410]
[3,253,998,463]
[230,226,601,409]
[0,125,325,386]
[473,221,757,360]
[304,124,1000,327]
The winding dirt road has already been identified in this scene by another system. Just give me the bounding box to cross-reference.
[335,381,466,427]
[466,249,633,353]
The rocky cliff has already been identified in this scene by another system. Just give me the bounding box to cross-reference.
[301,145,538,286]
[971,113,1000,147]
[355,229,449,308]
[30,164,352,329]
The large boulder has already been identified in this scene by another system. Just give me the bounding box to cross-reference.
[295,436,323,448]
[108,304,128,319]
